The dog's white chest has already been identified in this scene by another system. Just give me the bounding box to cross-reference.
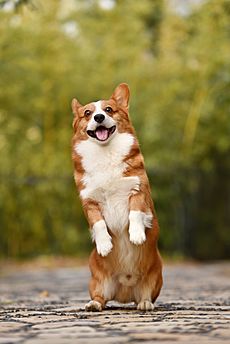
[75,133,139,231]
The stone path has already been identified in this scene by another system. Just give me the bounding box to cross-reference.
[0,262,229,343]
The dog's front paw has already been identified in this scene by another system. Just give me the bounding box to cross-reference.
[129,211,146,245]
[129,222,146,245]
[96,236,113,257]
[92,220,113,257]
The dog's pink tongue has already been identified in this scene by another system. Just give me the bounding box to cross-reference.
[96,127,109,141]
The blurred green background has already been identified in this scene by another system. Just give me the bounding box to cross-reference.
[0,0,229,260]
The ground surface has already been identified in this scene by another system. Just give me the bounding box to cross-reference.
[0,261,229,344]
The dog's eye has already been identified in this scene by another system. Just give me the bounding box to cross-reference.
[105,106,113,113]
[84,109,91,117]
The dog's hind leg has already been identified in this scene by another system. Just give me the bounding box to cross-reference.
[85,250,116,312]
[85,275,117,311]
[134,261,163,312]
[85,276,106,311]
[135,285,155,311]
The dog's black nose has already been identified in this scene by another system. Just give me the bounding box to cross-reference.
[94,114,105,123]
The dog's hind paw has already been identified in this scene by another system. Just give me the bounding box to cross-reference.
[85,300,103,312]
[137,300,154,311]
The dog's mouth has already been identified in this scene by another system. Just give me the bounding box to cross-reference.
[87,125,116,142]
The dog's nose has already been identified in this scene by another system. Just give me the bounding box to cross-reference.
[94,114,105,123]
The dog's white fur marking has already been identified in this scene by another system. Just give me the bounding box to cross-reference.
[137,300,154,311]
[85,300,102,311]
[92,220,113,257]
[76,133,140,233]
[87,101,116,135]
[129,210,153,245]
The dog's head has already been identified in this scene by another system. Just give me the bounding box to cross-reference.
[72,83,133,144]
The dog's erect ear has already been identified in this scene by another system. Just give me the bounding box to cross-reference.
[71,98,82,114]
[111,83,130,108]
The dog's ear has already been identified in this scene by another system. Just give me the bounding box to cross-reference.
[71,98,82,115]
[72,98,82,130]
[111,83,130,108]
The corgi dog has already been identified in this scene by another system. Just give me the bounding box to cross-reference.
[71,83,162,311]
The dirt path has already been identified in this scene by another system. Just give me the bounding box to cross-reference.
[0,262,229,343]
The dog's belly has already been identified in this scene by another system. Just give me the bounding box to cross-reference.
[106,230,142,300]
[116,231,142,280]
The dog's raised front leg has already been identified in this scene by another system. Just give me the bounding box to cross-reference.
[92,220,113,257]
[82,198,113,257]
[128,189,153,245]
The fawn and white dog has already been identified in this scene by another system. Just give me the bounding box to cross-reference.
[71,83,162,311]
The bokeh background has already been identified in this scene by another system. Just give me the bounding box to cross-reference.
[0,0,229,260]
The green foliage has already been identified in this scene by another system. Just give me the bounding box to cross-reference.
[0,0,229,259]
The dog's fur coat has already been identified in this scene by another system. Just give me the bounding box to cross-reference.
[72,84,162,311]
